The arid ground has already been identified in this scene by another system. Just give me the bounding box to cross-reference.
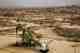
[0,6,80,53]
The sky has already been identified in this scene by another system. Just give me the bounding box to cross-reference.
[0,0,79,7]
[0,0,15,7]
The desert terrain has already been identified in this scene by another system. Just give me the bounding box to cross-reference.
[0,5,80,53]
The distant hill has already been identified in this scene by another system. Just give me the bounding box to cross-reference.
[0,5,79,17]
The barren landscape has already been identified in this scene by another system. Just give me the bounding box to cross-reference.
[0,5,80,53]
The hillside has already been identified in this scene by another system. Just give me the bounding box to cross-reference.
[0,6,80,53]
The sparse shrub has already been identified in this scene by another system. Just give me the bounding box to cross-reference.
[16,16,41,47]
[64,30,80,42]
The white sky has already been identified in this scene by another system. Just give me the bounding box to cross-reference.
[0,0,79,7]
[0,0,15,7]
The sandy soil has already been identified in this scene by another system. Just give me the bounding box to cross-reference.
[0,29,80,53]
[0,7,80,53]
